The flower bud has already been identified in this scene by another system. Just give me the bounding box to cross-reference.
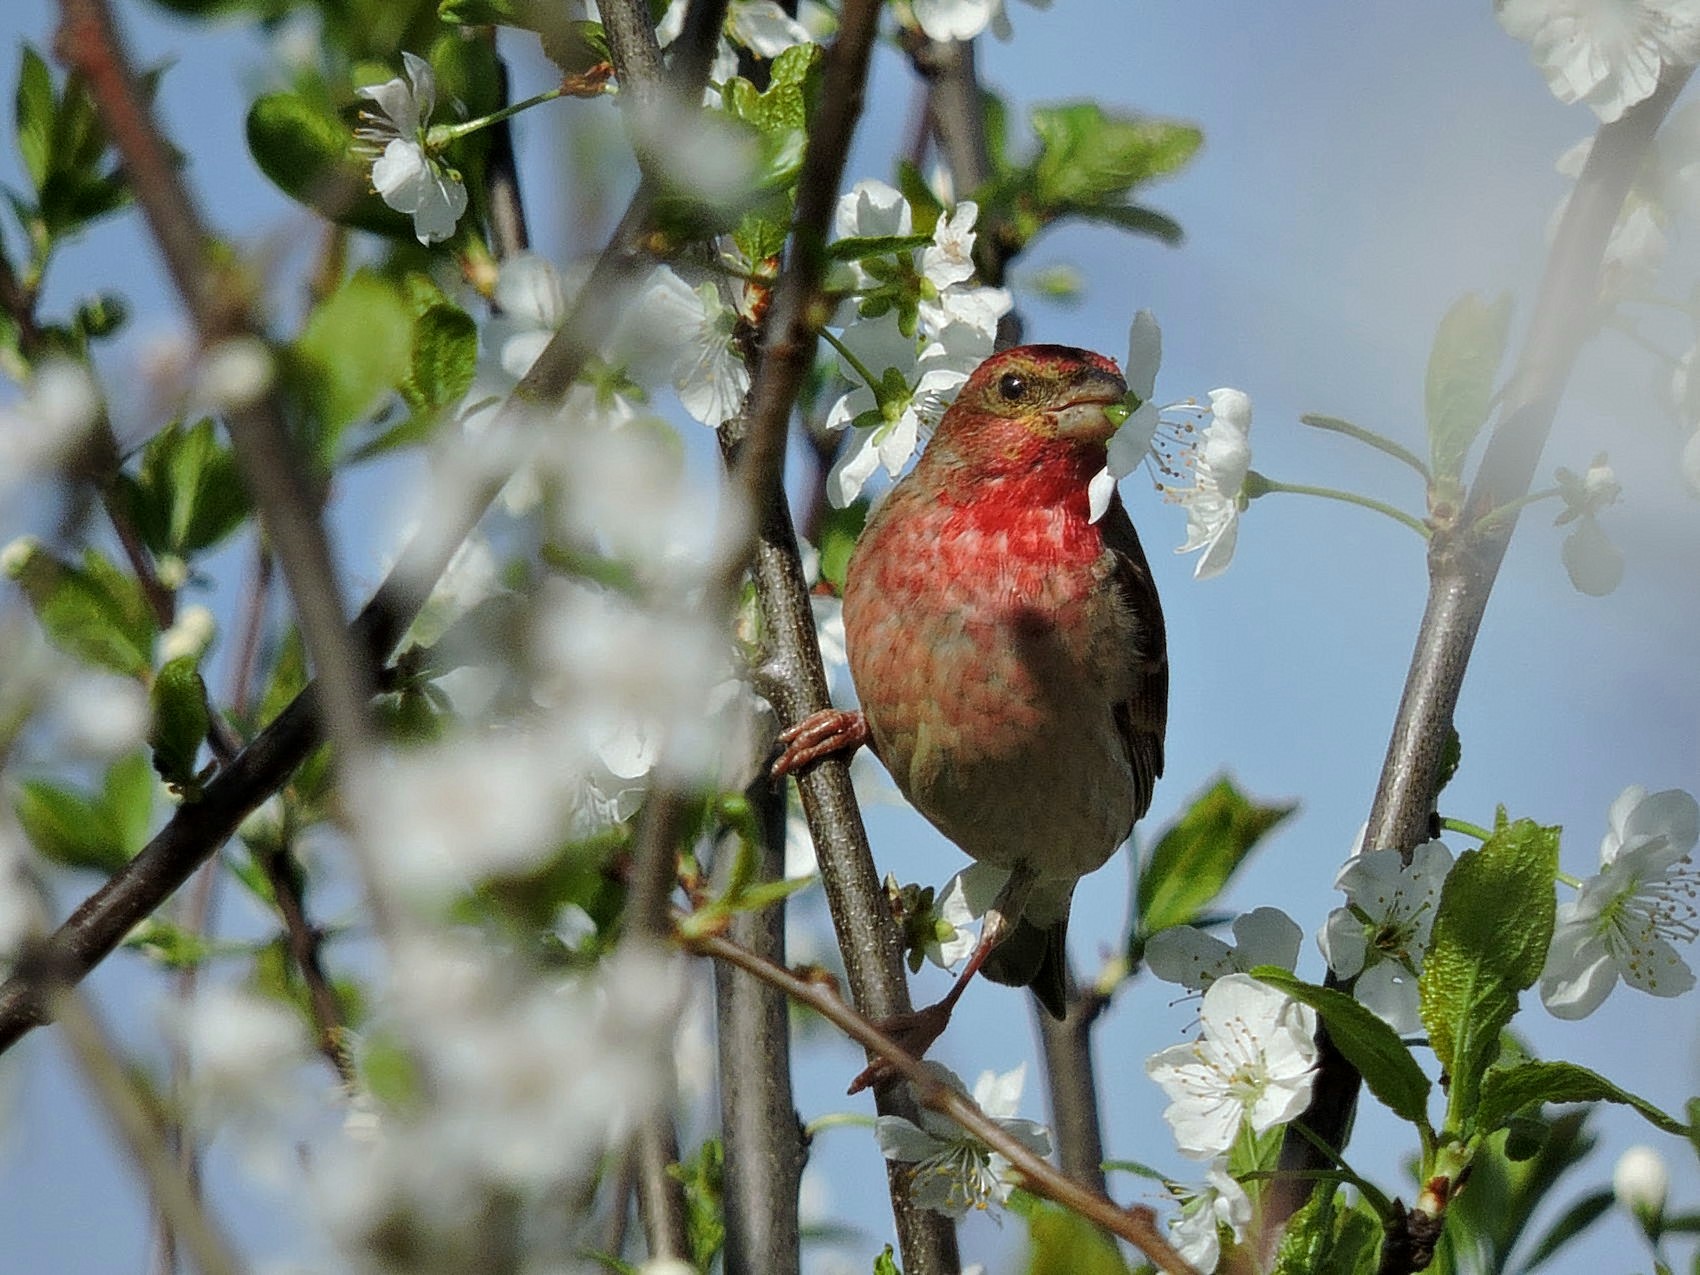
[1613,1144,1668,1230]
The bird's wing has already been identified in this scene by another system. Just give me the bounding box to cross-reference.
[1100,494,1169,821]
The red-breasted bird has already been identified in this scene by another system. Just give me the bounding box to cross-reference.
[776,344,1168,1082]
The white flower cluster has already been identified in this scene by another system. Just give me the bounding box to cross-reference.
[822,181,1012,506]
[1497,0,1700,123]
[355,52,467,246]
[910,0,1052,44]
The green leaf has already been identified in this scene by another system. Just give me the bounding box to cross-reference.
[1133,776,1296,953]
[1476,1060,1688,1137]
[1425,292,1512,483]
[816,498,867,593]
[103,749,156,855]
[16,47,54,192]
[1418,813,1558,1129]
[1029,104,1201,210]
[668,1139,725,1274]
[1022,1199,1132,1275]
[10,544,156,677]
[121,418,250,558]
[1517,1189,1613,1274]
[1067,201,1185,245]
[14,780,125,872]
[293,269,414,453]
[401,303,478,415]
[148,655,211,791]
[1251,968,1432,1127]
[872,1245,901,1275]
[14,751,152,875]
[245,92,411,236]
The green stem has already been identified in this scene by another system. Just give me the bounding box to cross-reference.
[1250,475,1431,538]
[1464,486,1561,541]
[429,86,570,145]
[1556,869,1583,889]
[1285,1121,1395,1218]
[819,326,884,398]
[803,1111,878,1138]
[1439,817,1491,843]
[1299,414,1432,482]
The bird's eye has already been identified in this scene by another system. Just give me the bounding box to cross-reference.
[997,372,1028,401]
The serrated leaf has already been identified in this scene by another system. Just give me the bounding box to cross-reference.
[824,233,935,262]
[1418,814,1558,1127]
[293,269,414,453]
[1134,777,1295,949]
[1029,104,1201,210]
[11,546,156,677]
[121,418,250,558]
[1425,292,1512,482]
[402,303,477,414]
[872,1245,901,1275]
[1476,1061,1687,1137]
[246,92,411,236]
[1252,967,1432,1127]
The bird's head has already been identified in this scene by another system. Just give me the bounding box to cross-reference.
[933,345,1129,464]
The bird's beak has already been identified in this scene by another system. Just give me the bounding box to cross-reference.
[1049,369,1129,442]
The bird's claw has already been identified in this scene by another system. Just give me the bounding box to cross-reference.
[846,1001,954,1095]
[771,709,869,779]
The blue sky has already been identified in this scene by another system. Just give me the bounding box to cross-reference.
[2,1,1698,1271]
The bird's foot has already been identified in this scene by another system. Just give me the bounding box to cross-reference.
[846,1000,954,1095]
[770,709,869,779]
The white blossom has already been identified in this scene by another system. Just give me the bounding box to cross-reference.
[0,361,98,496]
[158,604,217,663]
[355,52,467,244]
[1541,785,1700,1017]
[1146,907,1304,992]
[51,673,150,758]
[1496,0,1700,123]
[1146,973,1319,1159]
[190,337,275,413]
[169,984,315,1133]
[920,862,1008,970]
[911,0,1050,43]
[1318,837,1453,1036]
[629,266,751,427]
[1171,388,1254,579]
[1168,1160,1253,1273]
[875,1062,1052,1216]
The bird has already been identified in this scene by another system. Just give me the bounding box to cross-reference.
[774,343,1168,1085]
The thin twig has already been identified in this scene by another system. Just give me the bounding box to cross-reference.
[50,984,244,1275]
[634,1110,692,1263]
[1258,65,1693,1261]
[687,929,1199,1275]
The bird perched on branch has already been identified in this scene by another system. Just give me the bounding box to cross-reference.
[775,343,1168,1087]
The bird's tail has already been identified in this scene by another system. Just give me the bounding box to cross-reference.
[980,913,1070,1020]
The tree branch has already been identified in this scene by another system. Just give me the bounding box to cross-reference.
[711,787,804,1275]
[1034,964,1109,1194]
[687,928,1199,1275]
[1259,66,1693,1260]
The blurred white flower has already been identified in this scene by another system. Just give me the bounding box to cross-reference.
[1614,1144,1670,1221]
[875,1062,1052,1216]
[656,0,811,91]
[0,818,45,965]
[170,984,314,1131]
[1542,785,1699,1017]
[0,361,98,496]
[1168,1159,1253,1273]
[190,337,275,413]
[355,52,467,244]
[1146,907,1304,992]
[320,943,680,1268]
[158,604,217,663]
[1146,973,1319,1159]
[1496,0,1700,123]
[911,0,1050,42]
[52,673,149,758]
[1318,837,1453,1036]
